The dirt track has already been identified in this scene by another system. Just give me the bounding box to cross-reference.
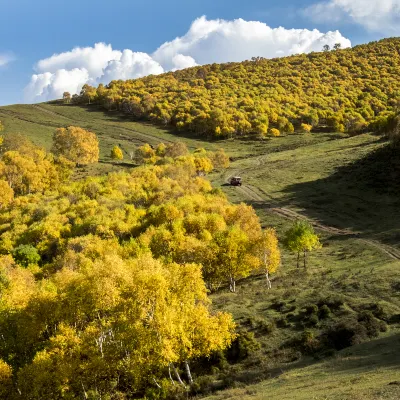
[233,181,400,261]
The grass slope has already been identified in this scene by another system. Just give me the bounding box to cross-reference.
[0,103,399,399]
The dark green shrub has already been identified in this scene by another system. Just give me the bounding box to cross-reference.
[318,296,344,311]
[326,318,368,350]
[276,317,290,328]
[368,303,388,321]
[318,304,332,320]
[305,304,318,315]
[270,300,286,312]
[12,245,41,267]
[358,311,386,337]
[307,314,319,327]
[256,318,276,334]
[226,332,260,363]
[190,376,214,396]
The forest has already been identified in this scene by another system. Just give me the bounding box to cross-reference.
[69,38,400,138]
[0,127,286,399]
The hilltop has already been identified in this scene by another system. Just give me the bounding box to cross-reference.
[69,37,400,138]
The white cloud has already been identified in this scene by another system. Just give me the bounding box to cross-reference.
[24,16,351,103]
[305,0,400,32]
[0,52,15,67]
[152,16,351,69]
[100,50,164,83]
[24,44,164,103]
[24,69,90,103]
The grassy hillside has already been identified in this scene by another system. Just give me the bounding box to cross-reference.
[0,102,399,398]
[71,38,400,138]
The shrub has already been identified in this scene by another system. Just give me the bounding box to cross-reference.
[318,304,332,320]
[12,245,41,267]
[357,311,387,336]
[269,128,280,137]
[326,318,367,350]
[305,304,319,315]
[271,300,286,312]
[226,332,261,363]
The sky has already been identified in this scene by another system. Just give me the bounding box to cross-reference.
[0,0,399,105]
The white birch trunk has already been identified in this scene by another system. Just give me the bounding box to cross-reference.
[184,360,193,385]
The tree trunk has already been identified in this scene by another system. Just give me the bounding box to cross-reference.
[265,270,272,289]
[303,250,307,269]
[168,364,176,385]
[229,277,236,293]
[184,360,193,385]
[172,364,186,387]
[297,252,300,268]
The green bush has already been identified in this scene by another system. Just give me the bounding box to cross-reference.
[226,332,261,363]
[326,318,368,350]
[12,245,41,267]
[318,305,332,320]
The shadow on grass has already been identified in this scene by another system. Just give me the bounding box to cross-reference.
[329,333,400,372]
[279,144,400,243]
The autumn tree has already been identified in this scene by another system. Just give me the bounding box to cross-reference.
[256,228,281,289]
[52,126,99,166]
[165,142,189,158]
[283,221,321,268]
[63,91,71,103]
[301,123,313,133]
[111,145,123,161]
[211,148,230,169]
[0,180,13,208]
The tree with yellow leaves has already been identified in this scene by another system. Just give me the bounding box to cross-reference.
[52,126,99,166]
[256,228,281,289]
[111,145,123,161]
[301,123,313,133]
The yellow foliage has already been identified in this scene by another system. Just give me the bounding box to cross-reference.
[111,145,123,161]
[269,128,280,137]
[52,126,99,165]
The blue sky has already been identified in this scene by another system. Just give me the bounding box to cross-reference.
[0,0,398,105]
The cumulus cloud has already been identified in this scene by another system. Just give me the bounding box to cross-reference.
[152,16,351,70]
[0,52,15,67]
[100,50,164,83]
[24,16,351,103]
[305,0,400,32]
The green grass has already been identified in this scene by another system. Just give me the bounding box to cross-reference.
[204,333,400,400]
[0,102,399,399]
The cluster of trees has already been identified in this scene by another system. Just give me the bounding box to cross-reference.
[0,125,100,208]
[0,136,281,398]
[134,141,230,175]
[68,38,400,138]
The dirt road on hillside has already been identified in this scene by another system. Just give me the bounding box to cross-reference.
[233,180,400,261]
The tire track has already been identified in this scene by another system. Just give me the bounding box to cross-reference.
[229,177,400,261]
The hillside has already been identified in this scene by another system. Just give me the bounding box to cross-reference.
[70,38,400,138]
[0,101,399,399]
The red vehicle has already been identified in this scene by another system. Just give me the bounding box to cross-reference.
[229,177,242,186]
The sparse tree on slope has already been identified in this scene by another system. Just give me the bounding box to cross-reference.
[284,221,321,269]
[62,92,71,103]
[256,228,281,289]
[111,145,123,161]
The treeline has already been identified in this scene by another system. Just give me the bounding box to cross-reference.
[69,38,400,137]
[0,131,281,398]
